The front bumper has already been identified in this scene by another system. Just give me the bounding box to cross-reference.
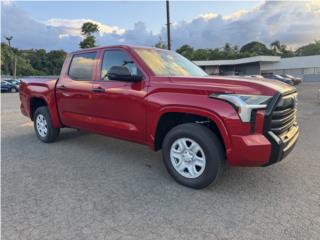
[263,124,299,166]
[227,134,272,166]
[227,90,299,167]
[227,124,299,167]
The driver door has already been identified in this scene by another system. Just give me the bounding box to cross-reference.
[89,49,148,143]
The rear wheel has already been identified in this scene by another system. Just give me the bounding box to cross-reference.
[162,123,225,189]
[34,107,60,143]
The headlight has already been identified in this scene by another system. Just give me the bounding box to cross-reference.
[210,94,272,122]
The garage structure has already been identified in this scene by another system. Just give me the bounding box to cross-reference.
[194,55,320,81]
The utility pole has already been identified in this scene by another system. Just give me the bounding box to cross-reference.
[14,56,17,78]
[166,0,171,50]
[5,36,13,47]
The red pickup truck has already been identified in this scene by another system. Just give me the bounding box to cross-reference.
[19,45,299,189]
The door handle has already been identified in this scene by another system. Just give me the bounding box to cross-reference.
[92,87,105,93]
[57,85,66,90]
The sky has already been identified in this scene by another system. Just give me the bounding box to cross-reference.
[1,0,320,52]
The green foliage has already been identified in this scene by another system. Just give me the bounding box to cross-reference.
[270,40,281,53]
[295,41,320,56]
[192,49,209,60]
[176,40,316,61]
[240,41,273,55]
[1,43,66,76]
[176,45,194,59]
[154,41,168,49]
[81,22,99,36]
[80,36,96,49]
[80,22,99,49]
[1,39,319,77]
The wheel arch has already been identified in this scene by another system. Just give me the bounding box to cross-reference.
[151,106,231,154]
[30,97,48,120]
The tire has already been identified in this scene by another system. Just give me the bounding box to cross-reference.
[10,87,17,93]
[162,123,225,189]
[34,107,60,143]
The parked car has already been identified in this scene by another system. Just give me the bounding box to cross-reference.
[262,73,294,85]
[1,81,19,93]
[244,75,265,79]
[19,45,299,189]
[5,79,21,86]
[281,74,302,85]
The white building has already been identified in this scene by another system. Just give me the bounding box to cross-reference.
[194,55,320,81]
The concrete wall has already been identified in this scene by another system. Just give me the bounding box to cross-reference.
[261,55,320,71]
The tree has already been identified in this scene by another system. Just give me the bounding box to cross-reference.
[154,41,167,49]
[80,36,96,49]
[176,45,194,59]
[192,49,210,60]
[5,36,13,47]
[81,22,99,36]
[1,42,67,76]
[240,41,273,55]
[295,40,320,56]
[1,43,14,75]
[46,50,67,75]
[270,40,281,53]
[79,22,99,49]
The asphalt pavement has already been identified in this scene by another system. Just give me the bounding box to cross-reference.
[2,83,320,240]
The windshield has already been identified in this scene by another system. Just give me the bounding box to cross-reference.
[275,74,285,79]
[134,48,208,77]
[285,74,294,78]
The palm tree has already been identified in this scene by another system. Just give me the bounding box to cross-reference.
[5,36,13,47]
[270,40,281,53]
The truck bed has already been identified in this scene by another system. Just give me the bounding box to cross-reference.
[19,77,59,122]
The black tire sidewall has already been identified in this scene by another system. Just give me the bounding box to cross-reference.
[162,123,224,189]
[34,107,59,143]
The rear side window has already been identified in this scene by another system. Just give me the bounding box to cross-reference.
[68,52,97,80]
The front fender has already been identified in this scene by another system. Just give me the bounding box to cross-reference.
[146,92,250,158]
[154,105,231,150]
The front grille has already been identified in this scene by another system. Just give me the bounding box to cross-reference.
[271,93,298,136]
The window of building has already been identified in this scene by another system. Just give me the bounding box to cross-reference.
[68,52,97,81]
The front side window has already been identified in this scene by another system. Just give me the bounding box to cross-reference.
[68,52,97,80]
[101,50,143,80]
[134,48,208,77]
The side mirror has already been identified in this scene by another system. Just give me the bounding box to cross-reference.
[107,66,143,82]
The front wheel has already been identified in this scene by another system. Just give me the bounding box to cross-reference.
[34,107,60,143]
[162,123,225,189]
[10,87,17,93]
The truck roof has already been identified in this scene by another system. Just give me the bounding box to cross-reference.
[69,45,168,55]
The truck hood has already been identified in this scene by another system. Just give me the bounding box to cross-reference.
[169,76,296,96]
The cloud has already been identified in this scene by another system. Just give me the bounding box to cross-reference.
[1,2,80,51]
[1,2,158,51]
[197,13,219,21]
[169,1,320,49]
[1,1,320,51]
[46,18,126,38]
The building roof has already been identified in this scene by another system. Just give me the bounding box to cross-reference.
[194,55,281,66]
